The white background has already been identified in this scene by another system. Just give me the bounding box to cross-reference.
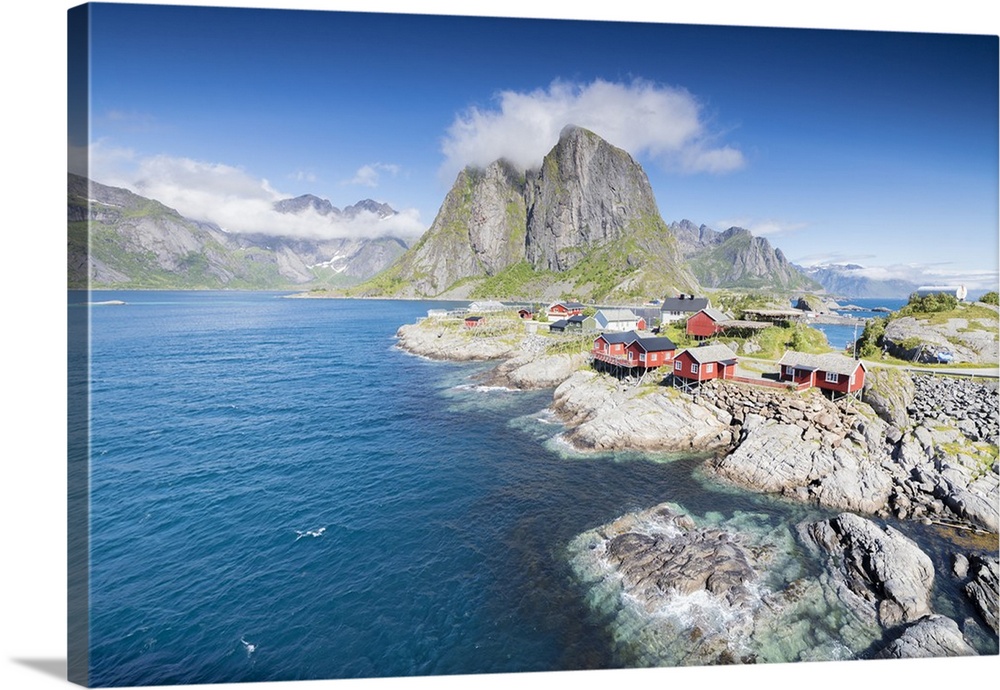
[2,1,997,689]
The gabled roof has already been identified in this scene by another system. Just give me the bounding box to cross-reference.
[596,308,639,322]
[465,315,484,322]
[678,344,739,364]
[594,331,638,345]
[549,319,569,329]
[778,351,865,376]
[694,307,732,322]
[632,336,677,352]
[468,300,505,311]
[661,296,710,313]
[567,314,587,323]
[550,301,585,309]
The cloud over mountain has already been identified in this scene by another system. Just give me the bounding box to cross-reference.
[83,146,424,241]
[440,78,745,181]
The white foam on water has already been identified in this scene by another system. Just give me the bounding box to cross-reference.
[452,383,519,393]
[294,527,326,541]
[240,637,256,657]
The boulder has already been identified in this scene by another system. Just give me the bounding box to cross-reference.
[964,554,999,635]
[874,615,977,658]
[800,513,935,628]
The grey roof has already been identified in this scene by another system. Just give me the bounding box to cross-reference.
[549,319,569,330]
[778,351,865,376]
[633,335,677,352]
[551,301,585,309]
[661,296,710,313]
[595,331,638,344]
[679,344,739,364]
[567,314,587,323]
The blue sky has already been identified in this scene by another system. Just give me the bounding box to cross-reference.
[71,1,999,290]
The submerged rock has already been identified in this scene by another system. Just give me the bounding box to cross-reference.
[875,615,977,658]
[964,554,999,635]
[800,513,934,629]
[568,504,887,666]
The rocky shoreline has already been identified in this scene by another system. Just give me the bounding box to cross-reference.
[396,316,999,533]
[395,315,998,660]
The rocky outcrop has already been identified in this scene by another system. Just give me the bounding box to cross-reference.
[698,376,997,533]
[568,504,977,666]
[874,615,978,658]
[964,554,999,635]
[395,321,521,361]
[862,367,916,432]
[551,371,733,453]
[908,375,999,445]
[703,382,896,514]
[801,513,935,629]
[567,504,798,666]
[883,314,999,364]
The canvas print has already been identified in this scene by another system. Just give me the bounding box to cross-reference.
[67,2,999,687]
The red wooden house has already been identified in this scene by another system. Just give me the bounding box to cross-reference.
[591,331,676,376]
[592,331,634,360]
[777,352,866,397]
[672,345,738,387]
[464,315,485,328]
[624,336,677,369]
[547,301,585,318]
[686,307,732,339]
[517,309,534,320]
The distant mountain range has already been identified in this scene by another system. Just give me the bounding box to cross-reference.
[796,263,919,299]
[67,173,408,289]
[669,219,820,292]
[70,132,915,300]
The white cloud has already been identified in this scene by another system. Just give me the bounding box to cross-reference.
[799,260,999,293]
[440,78,745,181]
[716,217,808,237]
[347,162,401,188]
[84,146,423,240]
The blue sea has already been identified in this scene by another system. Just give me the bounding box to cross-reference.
[80,292,993,686]
[810,297,909,352]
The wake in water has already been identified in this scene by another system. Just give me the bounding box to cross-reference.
[294,527,326,541]
[240,637,257,657]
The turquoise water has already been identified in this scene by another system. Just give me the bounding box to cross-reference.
[81,292,994,685]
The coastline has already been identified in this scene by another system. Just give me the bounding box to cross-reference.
[395,312,999,534]
[394,310,998,663]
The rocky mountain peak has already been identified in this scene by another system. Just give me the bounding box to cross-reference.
[274,194,338,216]
[526,124,664,271]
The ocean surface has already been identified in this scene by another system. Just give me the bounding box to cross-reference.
[81,292,994,686]
[810,297,909,352]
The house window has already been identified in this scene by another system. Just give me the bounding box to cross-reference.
[785,365,795,376]
[674,361,682,371]
[691,363,699,374]
[825,371,839,383]
[639,353,646,362]
[705,363,714,373]
[850,373,856,386]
